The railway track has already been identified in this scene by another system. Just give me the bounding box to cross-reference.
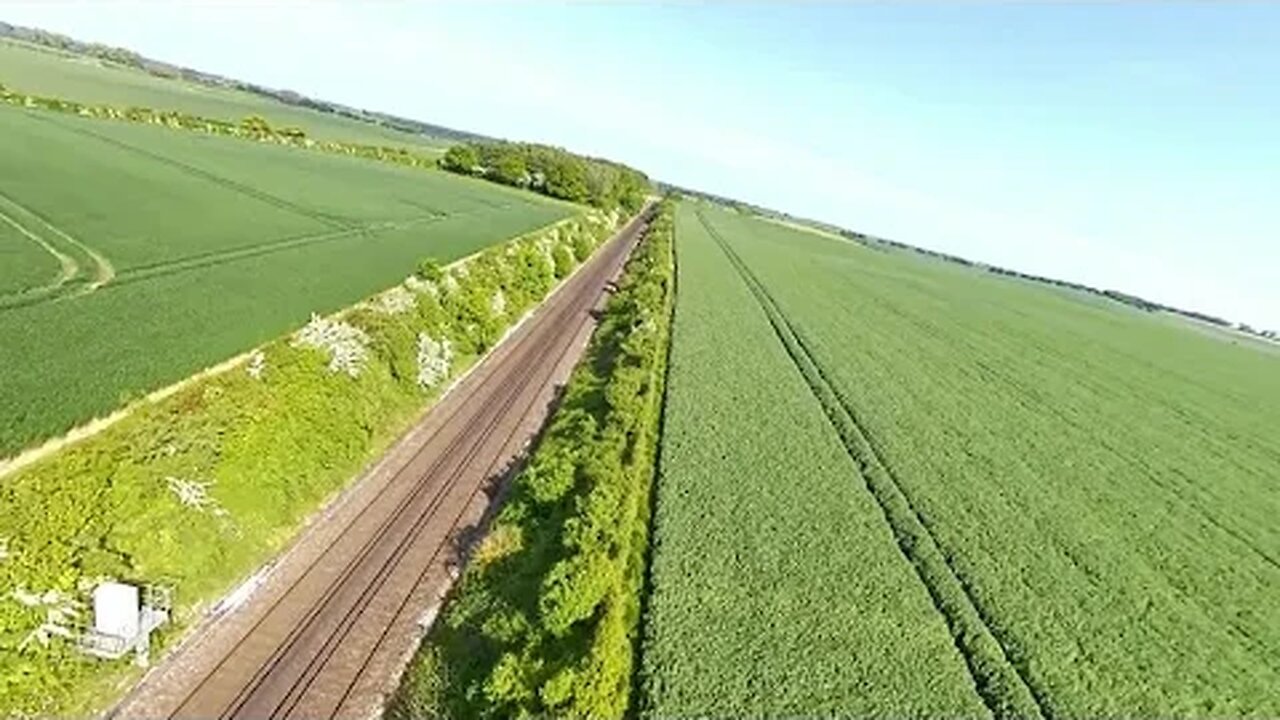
[111,207,652,720]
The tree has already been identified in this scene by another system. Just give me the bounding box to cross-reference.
[491,152,528,186]
[437,141,650,213]
[543,157,589,203]
[441,144,481,174]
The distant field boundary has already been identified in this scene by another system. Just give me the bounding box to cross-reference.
[0,81,453,180]
[0,82,585,218]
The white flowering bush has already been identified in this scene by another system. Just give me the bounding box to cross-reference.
[0,537,9,562]
[246,350,266,380]
[373,286,417,315]
[165,476,226,516]
[535,237,557,271]
[490,290,507,318]
[293,313,370,377]
[405,275,439,297]
[416,333,454,390]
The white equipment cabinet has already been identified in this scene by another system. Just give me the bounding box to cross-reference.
[79,582,171,667]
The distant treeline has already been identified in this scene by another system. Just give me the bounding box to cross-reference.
[666,183,1276,340]
[443,141,651,213]
[660,182,806,224]
[0,21,488,144]
[855,235,1278,336]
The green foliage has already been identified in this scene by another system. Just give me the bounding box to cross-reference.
[387,201,675,720]
[491,153,528,187]
[0,103,570,457]
[552,245,575,279]
[0,209,623,717]
[416,258,446,283]
[441,144,481,174]
[645,202,1280,716]
[439,140,651,214]
[239,114,272,138]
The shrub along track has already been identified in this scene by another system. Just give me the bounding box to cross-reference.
[109,208,650,720]
[697,207,1050,719]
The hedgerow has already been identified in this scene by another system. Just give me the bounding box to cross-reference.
[0,81,442,172]
[386,200,675,720]
[0,210,622,717]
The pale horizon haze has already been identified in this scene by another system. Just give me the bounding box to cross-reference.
[5,2,1277,330]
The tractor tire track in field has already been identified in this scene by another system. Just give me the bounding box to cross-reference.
[34,113,356,231]
[0,196,530,314]
[0,218,403,311]
[111,214,449,288]
[0,207,480,313]
[105,200,527,288]
[0,189,115,306]
[0,203,79,294]
[697,208,1051,720]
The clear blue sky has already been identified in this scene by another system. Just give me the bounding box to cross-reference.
[7,2,1278,329]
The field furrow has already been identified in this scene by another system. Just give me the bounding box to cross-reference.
[36,112,358,230]
[0,207,74,297]
[639,203,986,717]
[698,207,1046,718]
[700,203,1280,715]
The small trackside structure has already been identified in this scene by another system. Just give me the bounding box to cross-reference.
[79,582,172,667]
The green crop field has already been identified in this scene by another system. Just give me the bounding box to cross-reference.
[0,104,568,458]
[641,202,1280,716]
[640,203,986,716]
[0,38,447,150]
[0,218,64,295]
